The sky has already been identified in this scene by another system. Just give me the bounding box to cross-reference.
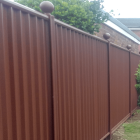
[10,0,140,18]
[103,0,140,18]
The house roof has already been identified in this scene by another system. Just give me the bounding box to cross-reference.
[108,17,140,42]
[100,11,140,42]
[117,18,140,28]
[102,14,140,42]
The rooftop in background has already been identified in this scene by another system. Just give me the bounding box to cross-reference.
[117,18,140,28]
[107,17,140,42]
[101,12,140,43]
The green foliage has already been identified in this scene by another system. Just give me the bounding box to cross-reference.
[15,0,42,12]
[135,63,140,84]
[135,62,140,106]
[51,0,95,33]
[15,0,110,34]
[137,109,140,114]
[135,63,140,93]
[89,0,110,32]
[138,95,140,107]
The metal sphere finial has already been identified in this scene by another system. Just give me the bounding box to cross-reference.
[126,45,131,50]
[103,33,110,40]
[40,1,54,14]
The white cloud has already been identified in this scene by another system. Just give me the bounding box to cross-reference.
[103,0,140,18]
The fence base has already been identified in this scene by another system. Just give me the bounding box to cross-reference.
[131,107,138,115]
[100,132,110,140]
[101,113,131,140]
[104,135,111,140]
[111,113,130,134]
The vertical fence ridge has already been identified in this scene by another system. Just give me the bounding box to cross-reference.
[54,23,60,140]
[94,39,98,140]
[129,51,132,116]
[42,19,47,139]
[0,4,5,140]
[11,7,22,140]
[2,4,14,140]
[21,11,31,140]
[29,15,38,140]
[18,10,26,140]
[67,29,71,140]
[0,4,4,137]
[8,7,18,140]
[36,17,44,140]
[107,41,111,138]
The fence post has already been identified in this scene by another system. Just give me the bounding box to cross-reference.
[127,45,132,116]
[40,2,58,140]
[103,33,111,140]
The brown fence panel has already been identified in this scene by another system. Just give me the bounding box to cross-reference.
[110,45,130,132]
[52,22,109,140]
[131,53,140,112]
[97,40,109,139]
[0,2,53,140]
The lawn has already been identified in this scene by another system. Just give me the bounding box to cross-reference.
[111,109,140,140]
[123,110,140,140]
[123,121,140,140]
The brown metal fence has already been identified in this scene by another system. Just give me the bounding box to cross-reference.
[110,44,130,132]
[0,2,53,140]
[0,0,140,140]
[52,23,109,140]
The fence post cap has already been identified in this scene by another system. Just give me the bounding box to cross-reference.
[126,45,131,50]
[40,1,54,14]
[103,33,110,40]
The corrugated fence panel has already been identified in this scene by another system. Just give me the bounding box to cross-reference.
[110,45,129,130]
[0,3,53,140]
[97,40,109,139]
[131,53,140,112]
[53,24,109,140]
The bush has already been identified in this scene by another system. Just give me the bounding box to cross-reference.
[15,0,110,34]
[135,63,140,93]
[138,95,140,107]
[135,62,140,106]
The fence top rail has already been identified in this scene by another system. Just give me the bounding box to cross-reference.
[131,52,140,57]
[1,0,108,43]
[2,0,140,56]
[0,0,49,20]
[111,42,140,55]
[111,42,130,52]
[55,19,108,43]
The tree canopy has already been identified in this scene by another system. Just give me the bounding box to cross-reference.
[15,0,110,34]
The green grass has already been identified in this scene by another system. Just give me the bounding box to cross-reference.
[137,110,140,114]
[123,121,140,140]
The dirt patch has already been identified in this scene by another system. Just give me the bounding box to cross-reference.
[111,109,140,140]
[111,125,126,140]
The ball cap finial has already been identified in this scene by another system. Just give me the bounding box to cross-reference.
[40,1,54,14]
[103,33,110,40]
[126,45,131,50]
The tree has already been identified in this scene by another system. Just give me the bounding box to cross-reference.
[15,0,110,34]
